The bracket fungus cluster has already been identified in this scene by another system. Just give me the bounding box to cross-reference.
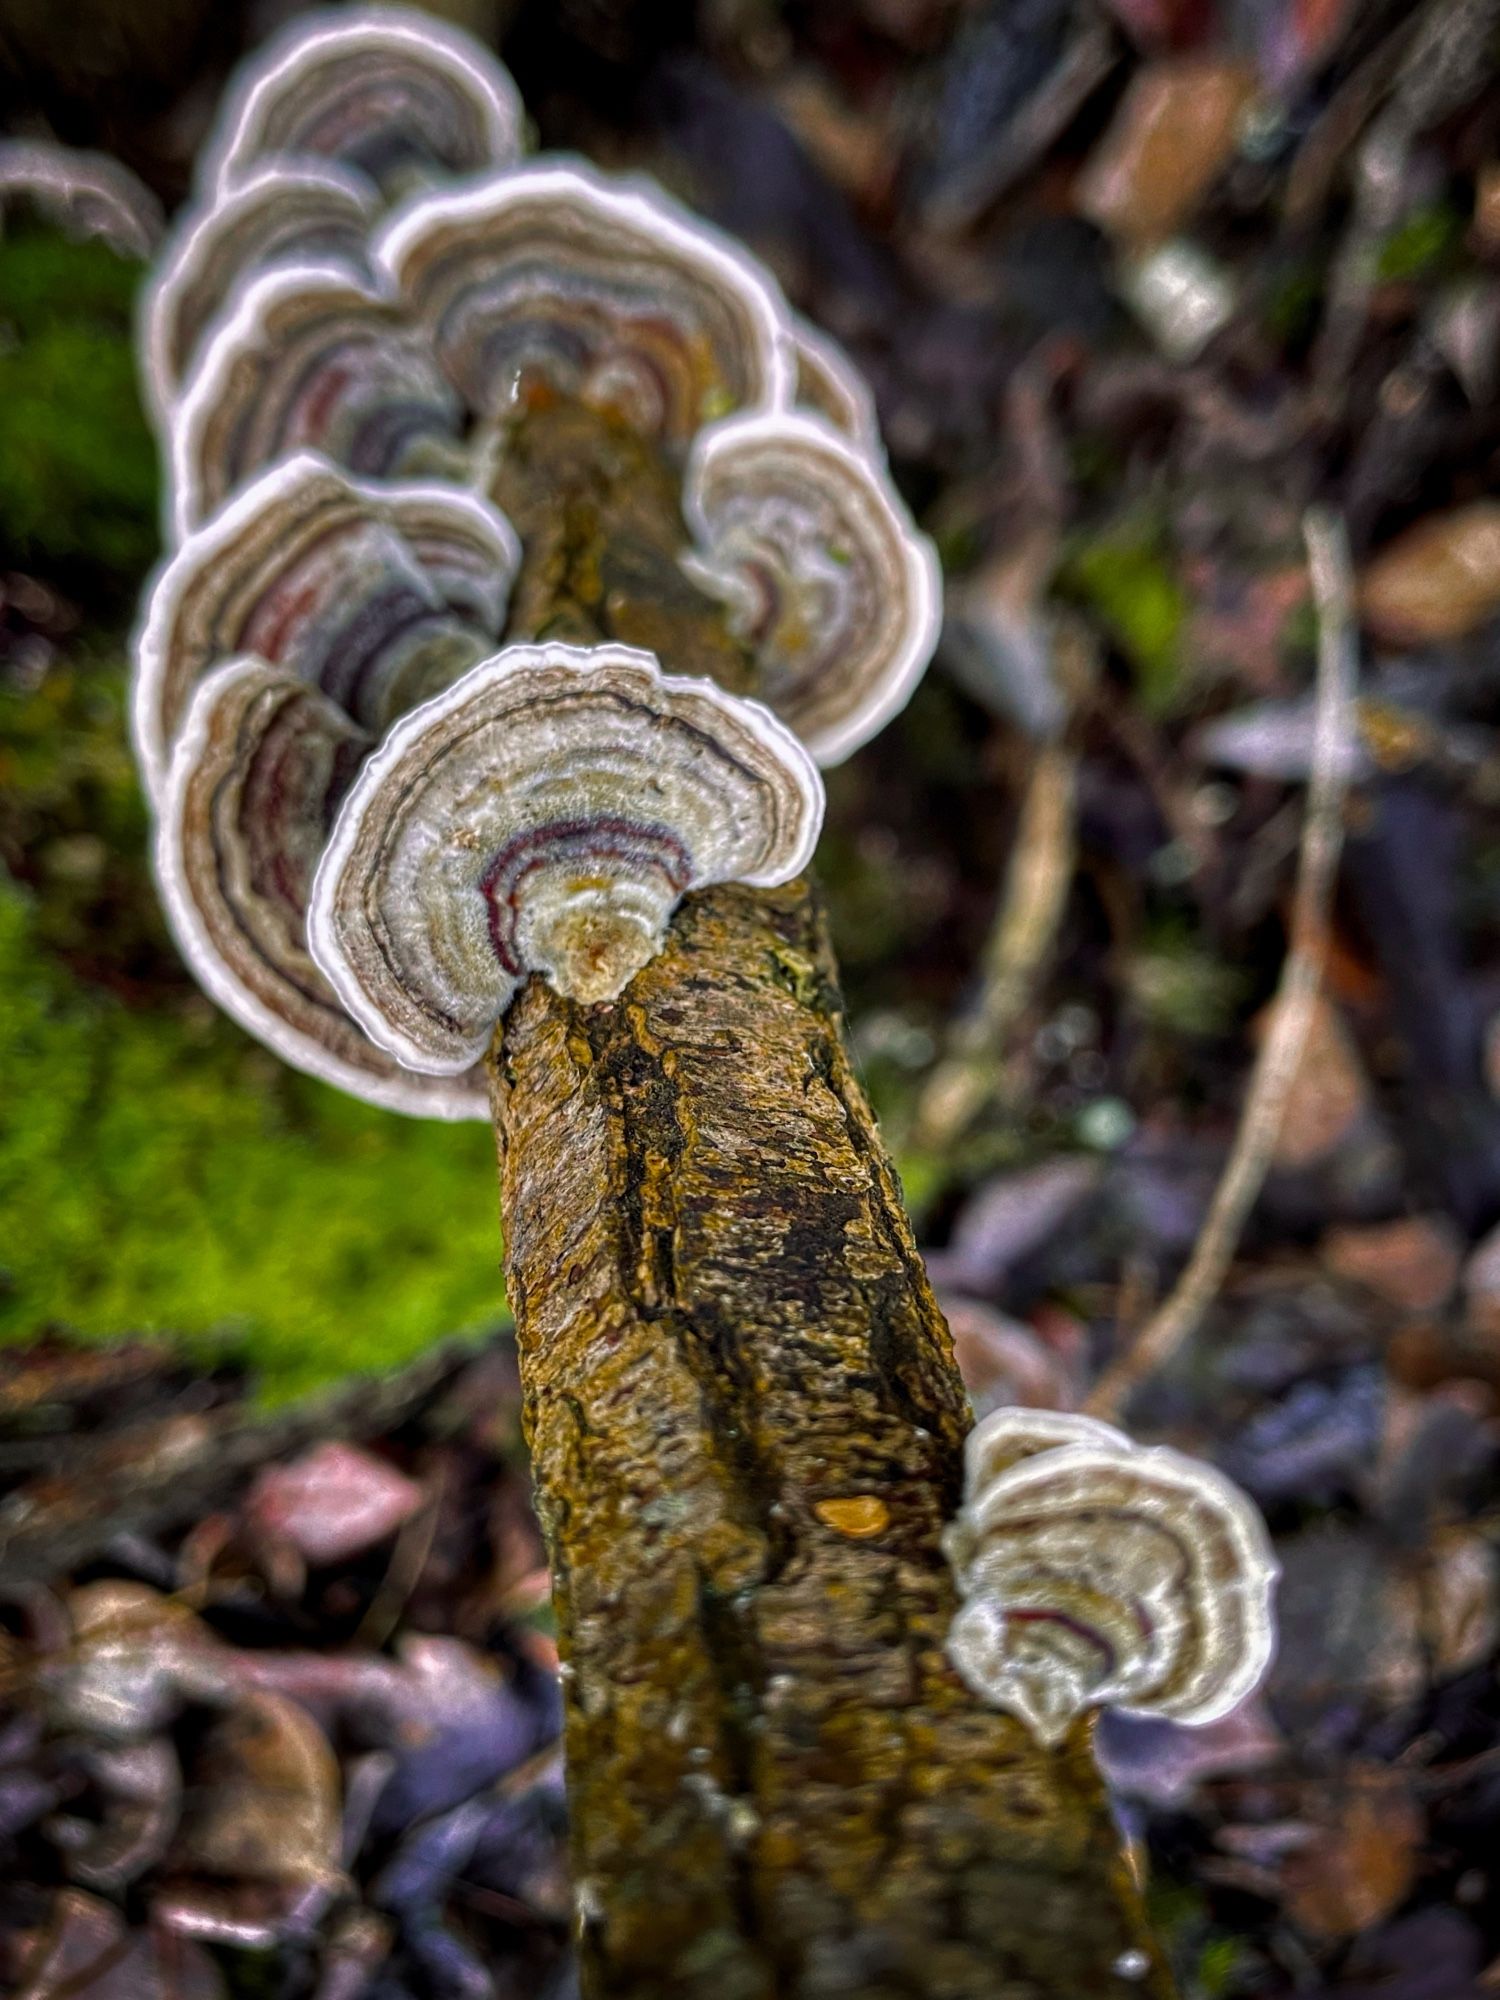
[944,1408,1279,1747]
[123,10,1275,1988]
[134,2,929,1114]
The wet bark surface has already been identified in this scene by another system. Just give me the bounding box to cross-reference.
[484,395,1168,1998]
[490,881,1167,1998]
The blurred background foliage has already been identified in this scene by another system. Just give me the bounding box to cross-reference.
[11,1,1500,1991]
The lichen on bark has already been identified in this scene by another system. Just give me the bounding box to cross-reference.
[486,396,1172,1999]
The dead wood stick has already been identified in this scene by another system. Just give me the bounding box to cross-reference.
[1086,509,1357,1423]
[486,400,1172,2000]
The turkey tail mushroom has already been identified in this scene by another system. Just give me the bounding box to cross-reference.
[142,164,379,423]
[683,410,942,763]
[133,451,519,798]
[307,642,824,1073]
[375,163,796,450]
[169,265,470,536]
[157,657,485,1118]
[197,3,524,202]
[943,1408,1278,1747]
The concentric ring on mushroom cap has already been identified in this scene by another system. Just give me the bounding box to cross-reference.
[142,163,379,428]
[375,161,797,450]
[308,642,825,1075]
[962,1405,1130,1494]
[197,4,524,203]
[133,451,519,802]
[158,657,486,1120]
[169,261,468,539]
[682,410,942,765]
[944,1407,1278,1744]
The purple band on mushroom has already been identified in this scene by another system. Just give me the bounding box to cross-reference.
[943,1408,1278,1745]
[170,265,469,537]
[308,642,824,1074]
[134,451,518,798]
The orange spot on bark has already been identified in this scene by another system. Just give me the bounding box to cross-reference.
[814,1495,889,1538]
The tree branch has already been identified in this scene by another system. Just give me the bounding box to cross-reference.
[1087,509,1357,1422]
[486,399,1172,1999]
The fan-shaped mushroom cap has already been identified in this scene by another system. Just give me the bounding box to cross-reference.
[682,410,942,765]
[376,163,795,450]
[134,452,518,800]
[943,1408,1277,1747]
[170,264,468,537]
[790,315,881,455]
[309,642,824,1073]
[0,138,163,258]
[143,165,379,423]
[198,5,524,202]
[159,657,484,1118]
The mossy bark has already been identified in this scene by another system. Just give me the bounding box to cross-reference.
[487,400,1171,2000]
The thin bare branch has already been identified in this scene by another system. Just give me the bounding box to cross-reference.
[1087,508,1357,1422]
[910,619,1100,1158]
[912,736,1077,1155]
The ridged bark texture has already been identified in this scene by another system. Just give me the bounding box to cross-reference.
[486,399,1172,2000]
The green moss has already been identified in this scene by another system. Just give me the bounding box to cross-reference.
[1063,523,1187,716]
[1262,261,1323,347]
[0,871,507,1402]
[1376,201,1463,282]
[1193,1934,1244,1999]
[1127,918,1249,1039]
[0,230,159,575]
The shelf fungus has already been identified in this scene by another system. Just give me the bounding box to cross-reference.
[158,656,484,1119]
[134,452,519,800]
[375,164,795,451]
[683,411,942,764]
[170,264,470,536]
[789,315,882,455]
[943,1408,1278,1747]
[308,642,824,1073]
[144,165,380,421]
[197,4,524,203]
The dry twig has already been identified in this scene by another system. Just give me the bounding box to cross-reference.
[910,619,1098,1158]
[912,736,1078,1154]
[1087,508,1358,1421]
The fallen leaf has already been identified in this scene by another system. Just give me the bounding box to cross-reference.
[1420,1528,1499,1679]
[1096,1690,1284,1805]
[172,1691,342,1886]
[925,1155,1103,1294]
[1077,56,1257,248]
[1361,506,1500,645]
[1261,992,1369,1170]
[1280,1765,1423,1940]
[940,1296,1080,1414]
[1321,1215,1462,1314]
[246,1441,425,1566]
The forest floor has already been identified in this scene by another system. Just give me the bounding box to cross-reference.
[5,0,1500,1994]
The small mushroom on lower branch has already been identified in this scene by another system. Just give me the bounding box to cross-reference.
[944,1407,1279,1747]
